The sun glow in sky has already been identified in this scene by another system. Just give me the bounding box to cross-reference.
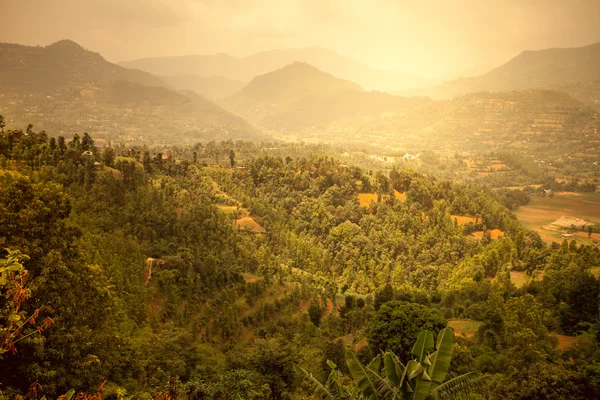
[2,0,600,78]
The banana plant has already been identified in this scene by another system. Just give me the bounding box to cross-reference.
[296,360,359,400]
[303,328,487,400]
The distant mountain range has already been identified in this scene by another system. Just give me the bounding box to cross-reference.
[408,42,600,109]
[1,39,599,147]
[119,47,431,92]
[0,40,262,143]
[0,40,169,93]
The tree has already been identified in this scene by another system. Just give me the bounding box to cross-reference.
[103,146,115,168]
[0,115,5,133]
[368,301,446,360]
[309,301,323,327]
[143,151,153,173]
[374,284,394,311]
[301,328,486,400]
[229,150,236,168]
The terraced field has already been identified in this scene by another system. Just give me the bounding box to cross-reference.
[515,192,600,245]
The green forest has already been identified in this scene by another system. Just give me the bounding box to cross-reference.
[1,122,600,399]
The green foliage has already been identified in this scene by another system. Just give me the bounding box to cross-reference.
[368,301,446,360]
[303,328,485,400]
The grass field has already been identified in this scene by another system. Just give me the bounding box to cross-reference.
[358,193,379,207]
[471,229,505,239]
[235,216,266,233]
[447,319,482,337]
[551,334,576,350]
[394,190,407,202]
[451,215,478,225]
[358,191,406,207]
[510,271,529,288]
[514,192,600,245]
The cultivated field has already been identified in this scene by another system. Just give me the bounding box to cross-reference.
[447,319,482,337]
[451,215,478,225]
[515,192,600,245]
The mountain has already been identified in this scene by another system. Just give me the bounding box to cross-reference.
[225,61,364,104]
[161,75,247,100]
[0,40,169,93]
[0,40,264,144]
[411,42,600,105]
[119,47,430,91]
[218,62,434,135]
[0,81,263,144]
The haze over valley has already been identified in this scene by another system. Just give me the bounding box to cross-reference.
[2,1,600,399]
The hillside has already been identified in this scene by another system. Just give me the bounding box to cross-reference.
[0,40,169,93]
[412,42,600,106]
[161,74,247,100]
[0,81,264,144]
[2,125,600,398]
[120,47,430,91]
[219,62,422,132]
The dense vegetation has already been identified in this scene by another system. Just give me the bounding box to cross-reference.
[1,123,600,399]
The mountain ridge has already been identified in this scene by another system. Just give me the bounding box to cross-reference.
[119,47,431,92]
[0,39,170,93]
[409,41,600,105]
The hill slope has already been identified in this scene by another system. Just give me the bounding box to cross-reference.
[412,42,600,106]
[120,47,429,91]
[219,62,413,132]
[0,40,169,93]
[161,75,247,100]
[0,40,264,144]
[0,81,264,144]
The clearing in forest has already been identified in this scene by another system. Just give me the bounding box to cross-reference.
[235,216,266,233]
[451,215,478,225]
[358,193,379,206]
[447,319,482,337]
[209,176,266,233]
[471,229,505,239]
[394,190,407,201]
[551,334,576,350]
[358,190,406,207]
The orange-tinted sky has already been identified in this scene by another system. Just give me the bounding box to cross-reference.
[2,0,600,78]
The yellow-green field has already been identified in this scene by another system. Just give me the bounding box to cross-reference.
[515,192,600,245]
[358,193,379,207]
[447,319,482,337]
[451,215,478,225]
[358,191,406,207]
[471,229,505,240]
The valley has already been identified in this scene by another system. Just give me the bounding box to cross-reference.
[2,19,600,400]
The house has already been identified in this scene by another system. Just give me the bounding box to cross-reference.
[82,150,93,157]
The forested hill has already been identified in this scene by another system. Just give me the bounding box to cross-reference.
[0,40,169,93]
[0,40,264,144]
[0,82,264,144]
[1,124,600,399]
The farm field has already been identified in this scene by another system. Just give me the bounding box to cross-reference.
[358,190,406,207]
[514,192,600,245]
[451,215,478,225]
[358,193,378,206]
[471,229,505,239]
[447,319,482,337]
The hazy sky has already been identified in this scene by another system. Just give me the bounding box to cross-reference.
[2,0,600,78]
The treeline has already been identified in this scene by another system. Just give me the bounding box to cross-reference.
[1,122,600,399]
